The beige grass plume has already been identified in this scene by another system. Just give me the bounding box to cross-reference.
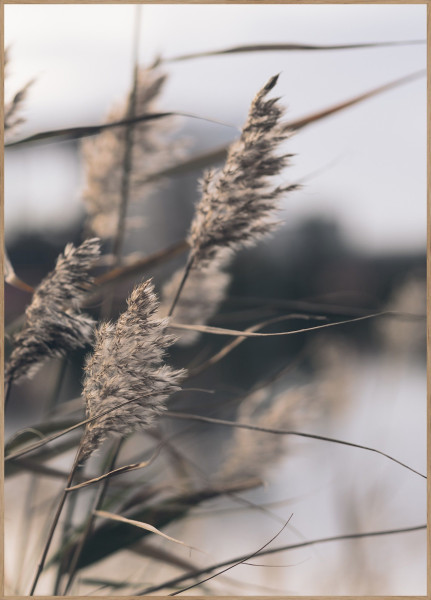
[166,74,296,326]
[82,66,182,239]
[187,73,295,268]
[5,239,100,384]
[79,280,186,462]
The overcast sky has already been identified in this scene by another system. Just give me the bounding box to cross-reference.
[4,4,426,253]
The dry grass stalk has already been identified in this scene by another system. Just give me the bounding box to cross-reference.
[5,239,100,383]
[160,260,231,345]
[80,279,186,461]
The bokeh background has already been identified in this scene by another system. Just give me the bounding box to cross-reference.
[4,4,427,596]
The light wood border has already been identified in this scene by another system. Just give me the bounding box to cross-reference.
[1,2,428,599]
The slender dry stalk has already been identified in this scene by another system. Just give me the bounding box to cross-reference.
[62,439,123,594]
[110,5,142,265]
[79,279,186,462]
[161,260,231,345]
[5,238,100,384]
[29,445,82,595]
[136,524,426,595]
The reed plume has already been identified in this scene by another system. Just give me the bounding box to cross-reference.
[187,73,294,268]
[4,48,34,140]
[79,279,186,462]
[82,66,181,239]
[167,74,295,318]
[5,239,100,383]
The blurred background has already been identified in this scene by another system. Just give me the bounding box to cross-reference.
[4,4,427,596]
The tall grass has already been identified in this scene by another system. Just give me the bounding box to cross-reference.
[3,21,426,597]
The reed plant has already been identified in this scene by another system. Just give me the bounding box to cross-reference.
[3,31,426,597]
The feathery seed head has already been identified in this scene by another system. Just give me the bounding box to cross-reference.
[5,239,101,383]
[187,74,294,267]
[80,279,185,462]
[82,67,183,239]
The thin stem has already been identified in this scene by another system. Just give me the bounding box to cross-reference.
[164,411,426,480]
[101,6,142,319]
[17,359,68,594]
[62,438,123,595]
[188,314,311,376]
[111,5,142,265]
[53,464,82,594]
[92,239,188,293]
[6,392,160,462]
[167,254,195,317]
[136,524,426,595]
[29,444,83,595]
[170,517,292,596]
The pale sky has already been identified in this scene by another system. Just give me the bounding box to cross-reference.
[4,4,427,253]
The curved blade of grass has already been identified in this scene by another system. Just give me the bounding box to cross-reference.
[188,313,327,376]
[171,311,387,337]
[165,40,425,62]
[136,523,426,595]
[94,510,200,552]
[5,111,236,149]
[169,517,292,596]
[53,478,262,570]
[130,541,199,571]
[284,69,425,132]
[80,577,137,591]
[164,411,426,480]
[223,295,426,321]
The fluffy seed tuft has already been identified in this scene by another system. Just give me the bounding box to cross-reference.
[82,67,183,239]
[80,280,185,461]
[187,74,295,267]
[5,239,101,383]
